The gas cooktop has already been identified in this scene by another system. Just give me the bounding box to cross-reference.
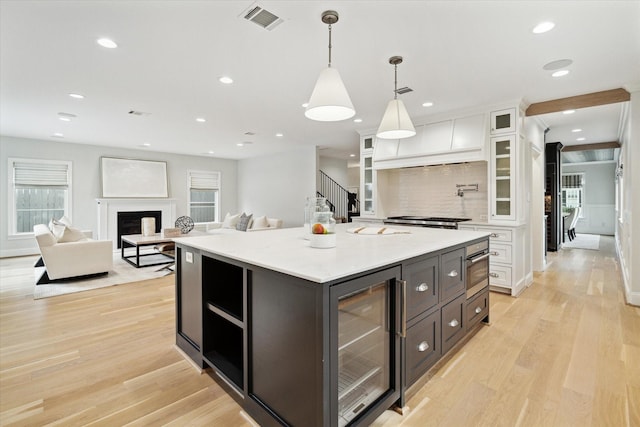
[383,216,472,229]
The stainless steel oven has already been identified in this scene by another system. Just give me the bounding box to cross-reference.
[466,240,489,298]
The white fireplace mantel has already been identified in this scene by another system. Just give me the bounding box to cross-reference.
[96,198,177,250]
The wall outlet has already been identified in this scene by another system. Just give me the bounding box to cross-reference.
[186,252,193,263]
[480,214,488,221]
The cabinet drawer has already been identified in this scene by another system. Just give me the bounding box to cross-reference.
[487,229,512,243]
[405,309,440,386]
[404,256,439,320]
[489,265,512,287]
[440,248,465,302]
[489,243,512,264]
[466,289,489,331]
[441,293,465,354]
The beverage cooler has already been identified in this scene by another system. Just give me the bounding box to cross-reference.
[330,267,402,427]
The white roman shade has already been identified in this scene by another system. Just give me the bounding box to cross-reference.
[188,171,220,190]
[13,160,70,187]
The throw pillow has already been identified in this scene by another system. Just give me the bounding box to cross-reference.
[51,220,67,240]
[57,225,87,243]
[251,215,269,229]
[236,213,253,232]
[221,212,241,229]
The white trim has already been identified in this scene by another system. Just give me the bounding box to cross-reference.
[616,236,639,307]
[0,247,39,258]
[7,157,72,237]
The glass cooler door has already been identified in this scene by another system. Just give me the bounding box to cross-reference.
[331,267,401,427]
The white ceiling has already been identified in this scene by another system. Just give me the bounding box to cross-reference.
[1,1,639,161]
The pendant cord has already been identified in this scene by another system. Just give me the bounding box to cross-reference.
[394,64,398,100]
[328,24,332,67]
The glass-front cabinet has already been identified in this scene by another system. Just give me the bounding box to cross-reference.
[490,135,516,220]
[360,136,376,216]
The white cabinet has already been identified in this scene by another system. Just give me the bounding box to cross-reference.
[361,136,375,216]
[459,224,530,296]
[490,108,516,134]
[490,134,516,220]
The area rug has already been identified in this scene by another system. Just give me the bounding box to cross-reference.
[33,254,172,299]
[563,233,600,250]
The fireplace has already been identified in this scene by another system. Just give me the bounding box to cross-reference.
[96,198,177,251]
[117,211,161,248]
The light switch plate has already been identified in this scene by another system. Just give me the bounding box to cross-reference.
[185,252,193,263]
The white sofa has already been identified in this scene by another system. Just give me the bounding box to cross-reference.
[33,224,113,283]
[206,214,283,234]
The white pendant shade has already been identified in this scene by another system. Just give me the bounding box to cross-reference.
[376,99,416,139]
[305,67,355,121]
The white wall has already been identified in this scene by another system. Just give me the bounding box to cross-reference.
[563,162,616,235]
[616,92,639,306]
[319,156,348,189]
[237,147,317,228]
[0,135,238,257]
[525,118,546,271]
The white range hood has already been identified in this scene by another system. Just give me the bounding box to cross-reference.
[372,113,488,169]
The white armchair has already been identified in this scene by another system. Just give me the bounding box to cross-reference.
[34,224,113,284]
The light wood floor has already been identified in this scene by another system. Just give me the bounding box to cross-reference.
[1,236,638,426]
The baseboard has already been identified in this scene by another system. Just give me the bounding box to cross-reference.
[0,248,39,258]
[615,237,639,307]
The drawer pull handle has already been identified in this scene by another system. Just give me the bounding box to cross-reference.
[447,270,458,278]
[418,341,429,352]
[490,251,500,256]
[416,283,429,292]
[489,272,500,278]
[448,319,459,327]
[475,307,482,314]
[490,233,500,238]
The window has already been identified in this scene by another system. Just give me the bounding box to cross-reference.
[9,158,72,235]
[187,170,220,223]
[561,173,584,218]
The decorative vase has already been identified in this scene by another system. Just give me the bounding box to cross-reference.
[304,197,330,238]
[141,217,155,236]
[309,206,336,248]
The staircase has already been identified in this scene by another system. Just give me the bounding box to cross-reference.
[318,170,360,222]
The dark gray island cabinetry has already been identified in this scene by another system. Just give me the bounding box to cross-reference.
[174,224,490,426]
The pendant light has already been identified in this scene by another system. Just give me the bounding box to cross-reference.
[376,56,416,139]
[305,10,355,122]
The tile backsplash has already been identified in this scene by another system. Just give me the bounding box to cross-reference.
[378,161,488,220]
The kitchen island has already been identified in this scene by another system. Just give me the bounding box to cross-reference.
[174,223,490,427]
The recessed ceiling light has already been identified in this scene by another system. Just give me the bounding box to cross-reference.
[302,103,309,108]
[97,38,118,48]
[237,143,244,147]
[350,154,356,157]
[219,76,233,84]
[576,137,586,141]
[140,143,151,147]
[532,21,555,34]
[552,70,570,77]
[68,93,84,99]
[543,59,573,70]
[196,117,206,122]
[52,133,64,138]
[353,118,363,123]
[563,109,576,115]
[208,150,215,154]
[275,133,283,137]
[572,128,582,133]
[422,102,434,107]
[59,117,71,122]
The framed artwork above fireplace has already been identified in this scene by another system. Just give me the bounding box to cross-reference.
[100,157,168,198]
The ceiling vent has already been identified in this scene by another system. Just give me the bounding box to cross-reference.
[241,3,283,31]
[395,87,413,95]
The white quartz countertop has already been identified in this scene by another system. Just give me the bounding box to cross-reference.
[174,223,489,283]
